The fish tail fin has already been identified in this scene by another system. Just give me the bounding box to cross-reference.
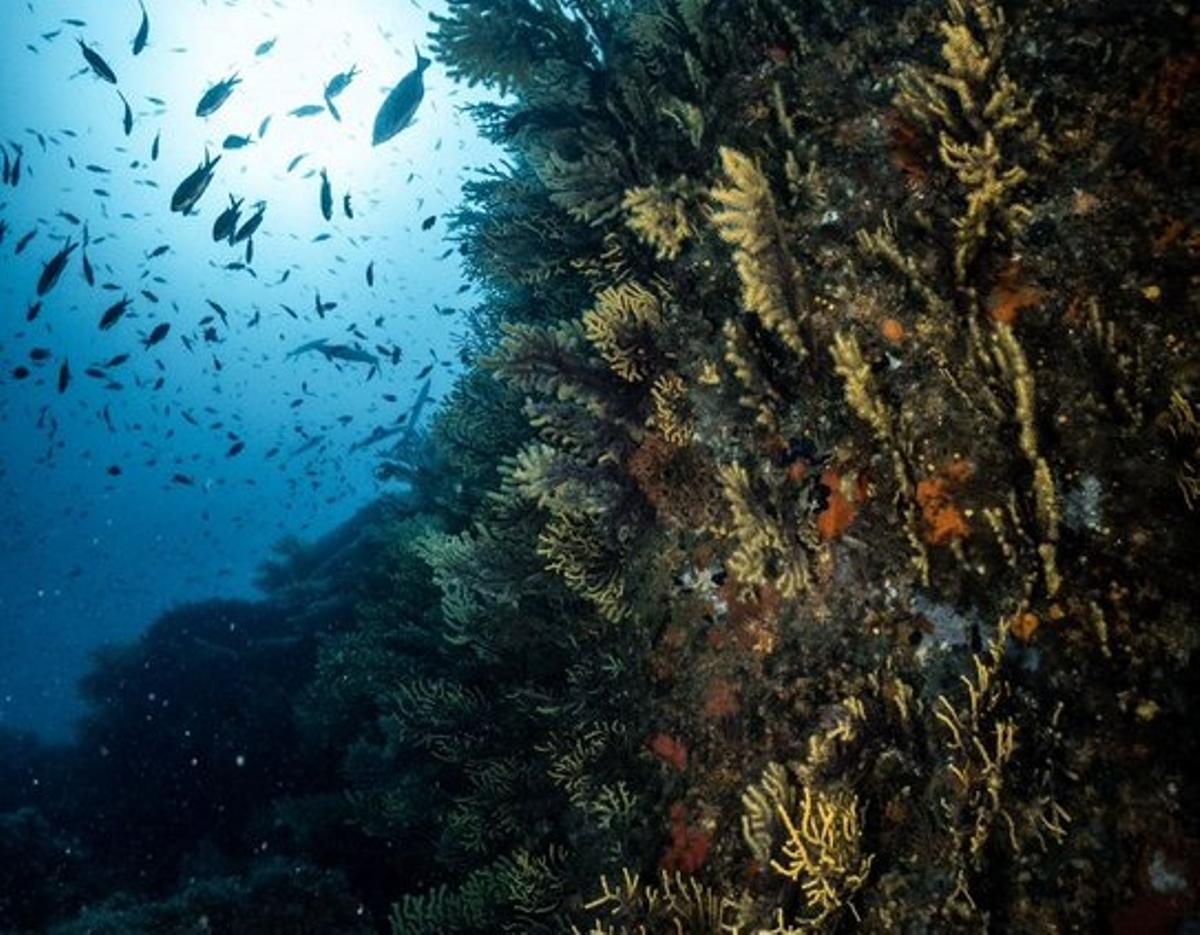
[415,45,431,70]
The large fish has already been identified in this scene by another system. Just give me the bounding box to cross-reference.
[170,149,221,213]
[196,74,240,117]
[372,48,430,146]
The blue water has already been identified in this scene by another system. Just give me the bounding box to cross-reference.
[0,0,497,740]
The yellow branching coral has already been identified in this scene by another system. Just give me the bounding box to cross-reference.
[896,0,1049,281]
[487,321,597,403]
[719,462,810,598]
[648,372,695,446]
[1161,390,1200,509]
[830,331,894,442]
[623,179,695,261]
[711,147,808,360]
[723,319,781,429]
[582,281,664,383]
[940,131,1031,280]
[741,761,795,866]
[537,511,627,623]
[772,786,873,925]
[992,323,1060,594]
[500,442,616,517]
[530,141,627,226]
[575,867,731,934]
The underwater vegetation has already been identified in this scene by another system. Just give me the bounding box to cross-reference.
[3,0,1199,931]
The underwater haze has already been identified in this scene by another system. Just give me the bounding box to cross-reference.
[0,0,492,739]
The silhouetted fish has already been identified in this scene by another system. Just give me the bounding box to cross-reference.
[142,322,170,347]
[196,74,240,117]
[212,195,243,243]
[319,169,333,221]
[170,149,220,213]
[132,1,149,55]
[36,238,77,296]
[77,39,117,83]
[98,296,132,330]
[373,48,430,146]
[118,91,133,135]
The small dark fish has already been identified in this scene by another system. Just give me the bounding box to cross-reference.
[151,131,160,161]
[373,48,431,146]
[118,90,133,135]
[288,104,324,118]
[107,465,122,477]
[245,237,254,265]
[81,250,95,285]
[206,299,229,326]
[102,353,130,368]
[366,260,374,287]
[140,289,159,303]
[343,193,353,219]
[421,214,437,230]
[63,19,88,28]
[98,295,132,330]
[147,243,171,259]
[280,303,298,319]
[257,114,271,138]
[212,194,243,243]
[222,133,253,150]
[254,37,276,56]
[416,363,434,379]
[171,472,194,486]
[85,163,110,173]
[324,65,358,100]
[29,348,52,362]
[11,366,30,380]
[58,360,71,394]
[142,321,171,347]
[25,301,42,322]
[78,39,118,84]
[36,238,78,296]
[15,229,37,253]
[58,210,81,225]
[170,148,220,213]
[226,440,245,457]
[232,203,265,243]
[286,152,308,173]
[319,169,332,221]
[132,1,149,55]
[196,74,241,117]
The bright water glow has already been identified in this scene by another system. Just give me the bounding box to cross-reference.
[0,0,501,738]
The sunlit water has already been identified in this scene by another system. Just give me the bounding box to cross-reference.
[0,0,499,738]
